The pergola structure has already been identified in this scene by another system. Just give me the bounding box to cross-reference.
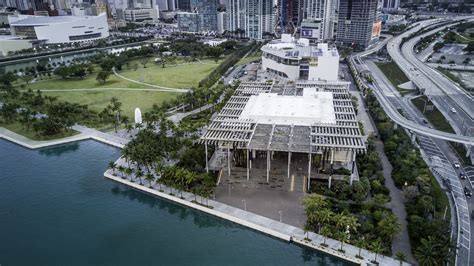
[201,80,366,191]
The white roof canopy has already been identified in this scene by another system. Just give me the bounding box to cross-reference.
[239,88,336,126]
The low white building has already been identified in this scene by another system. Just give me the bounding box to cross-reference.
[124,8,159,22]
[9,13,109,44]
[261,34,339,81]
[0,35,32,56]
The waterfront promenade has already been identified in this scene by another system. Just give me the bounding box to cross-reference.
[104,166,409,266]
[0,125,128,150]
[0,125,409,265]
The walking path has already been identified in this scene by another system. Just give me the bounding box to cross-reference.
[0,125,128,149]
[32,87,186,93]
[104,167,409,266]
[375,141,416,264]
[112,67,189,93]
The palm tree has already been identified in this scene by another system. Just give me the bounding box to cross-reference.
[316,208,333,233]
[320,226,331,246]
[136,169,144,185]
[414,236,441,266]
[335,230,348,252]
[303,224,312,240]
[125,167,133,181]
[108,161,117,175]
[354,237,366,258]
[117,165,125,179]
[395,251,407,266]
[370,239,385,264]
[145,173,154,187]
[378,214,401,242]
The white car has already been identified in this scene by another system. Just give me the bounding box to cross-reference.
[453,162,461,168]
[451,108,457,113]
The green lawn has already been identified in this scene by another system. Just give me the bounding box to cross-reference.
[18,59,222,118]
[375,61,410,86]
[0,121,79,141]
[119,60,220,88]
[42,89,177,118]
[412,95,471,165]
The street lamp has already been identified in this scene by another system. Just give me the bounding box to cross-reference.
[242,199,247,211]
[278,210,282,222]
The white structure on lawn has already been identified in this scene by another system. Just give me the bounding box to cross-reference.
[261,34,339,81]
[9,13,109,44]
[134,108,142,124]
[201,81,365,191]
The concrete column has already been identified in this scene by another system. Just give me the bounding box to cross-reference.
[328,175,332,189]
[350,149,356,186]
[246,148,250,181]
[287,152,291,179]
[252,149,256,159]
[467,146,471,157]
[266,150,270,183]
[411,132,416,144]
[307,153,312,192]
[394,124,398,130]
[205,141,209,173]
[227,146,231,177]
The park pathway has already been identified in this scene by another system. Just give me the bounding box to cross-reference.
[112,67,189,92]
[375,140,416,264]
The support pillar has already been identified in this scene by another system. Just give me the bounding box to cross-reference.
[467,146,471,157]
[330,149,334,187]
[350,149,356,186]
[266,150,270,183]
[411,132,416,144]
[307,153,312,192]
[205,141,209,173]
[227,146,231,177]
[328,175,332,189]
[394,124,398,130]
[246,149,250,181]
[287,152,291,179]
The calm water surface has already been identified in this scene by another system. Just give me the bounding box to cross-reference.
[0,139,352,266]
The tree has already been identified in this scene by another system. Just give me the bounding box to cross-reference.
[108,161,117,175]
[370,239,385,263]
[136,169,144,184]
[96,71,111,84]
[140,57,150,68]
[414,236,441,265]
[377,214,401,242]
[125,167,133,181]
[395,251,407,266]
[206,46,224,62]
[117,165,125,179]
[145,173,154,187]
[320,226,331,246]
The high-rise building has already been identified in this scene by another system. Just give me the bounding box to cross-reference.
[177,11,199,32]
[190,0,218,32]
[217,11,227,34]
[336,0,377,50]
[381,0,399,10]
[277,0,303,34]
[226,0,276,39]
[301,0,336,40]
[177,0,191,11]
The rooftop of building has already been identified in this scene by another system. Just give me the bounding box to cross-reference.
[240,89,336,126]
[261,34,339,59]
[201,81,365,153]
[10,13,105,26]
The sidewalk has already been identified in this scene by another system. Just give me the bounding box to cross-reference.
[104,167,410,266]
[0,125,128,150]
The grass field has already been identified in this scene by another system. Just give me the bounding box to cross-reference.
[21,59,221,118]
[120,59,220,88]
[376,61,412,95]
[0,121,79,141]
[43,90,177,118]
[411,95,471,165]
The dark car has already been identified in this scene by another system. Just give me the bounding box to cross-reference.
[460,173,467,180]
[464,187,472,197]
